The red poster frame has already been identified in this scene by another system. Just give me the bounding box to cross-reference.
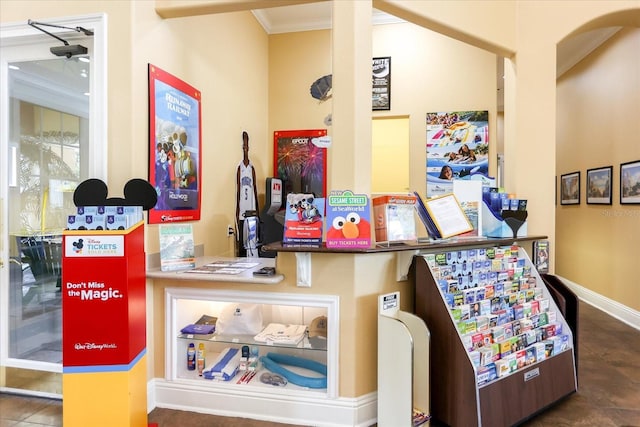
[148,64,202,223]
[274,129,327,198]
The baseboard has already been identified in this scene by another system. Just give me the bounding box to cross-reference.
[554,275,640,330]
[147,380,156,415]
[147,378,377,426]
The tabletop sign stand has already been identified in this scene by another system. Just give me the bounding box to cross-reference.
[377,292,431,426]
[62,222,147,427]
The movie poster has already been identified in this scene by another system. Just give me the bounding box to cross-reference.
[148,64,202,223]
[426,111,490,198]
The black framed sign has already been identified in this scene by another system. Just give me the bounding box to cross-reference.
[372,57,391,111]
[586,166,612,205]
[620,160,640,204]
[560,171,580,205]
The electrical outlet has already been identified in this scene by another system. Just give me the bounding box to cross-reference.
[227,225,234,237]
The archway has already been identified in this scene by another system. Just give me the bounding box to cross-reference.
[555,10,640,325]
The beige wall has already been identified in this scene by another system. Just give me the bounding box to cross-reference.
[269,29,332,135]
[391,1,638,298]
[269,21,497,197]
[372,22,497,197]
[3,0,639,402]
[556,28,640,311]
[130,3,270,257]
[372,117,410,194]
[395,0,638,266]
[1,1,270,257]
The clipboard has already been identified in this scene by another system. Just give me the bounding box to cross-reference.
[422,193,473,239]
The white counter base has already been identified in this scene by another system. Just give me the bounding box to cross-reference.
[149,378,377,427]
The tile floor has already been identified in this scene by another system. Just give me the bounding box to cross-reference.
[1,302,639,426]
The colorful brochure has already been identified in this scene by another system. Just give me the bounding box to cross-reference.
[325,190,371,249]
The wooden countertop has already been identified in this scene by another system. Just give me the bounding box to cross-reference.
[264,235,547,254]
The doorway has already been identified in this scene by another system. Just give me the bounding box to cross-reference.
[0,14,105,397]
[372,116,410,194]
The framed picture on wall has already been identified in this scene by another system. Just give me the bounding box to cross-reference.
[620,160,640,204]
[586,166,612,205]
[372,57,391,111]
[274,130,328,198]
[560,171,580,205]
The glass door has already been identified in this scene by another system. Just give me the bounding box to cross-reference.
[6,95,85,394]
[1,15,104,397]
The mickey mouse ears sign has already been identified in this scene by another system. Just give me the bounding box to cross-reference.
[73,178,157,210]
[148,64,202,223]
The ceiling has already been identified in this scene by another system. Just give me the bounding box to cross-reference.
[252,2,621,91]
[252,2,403,33]
[7,4,620,117]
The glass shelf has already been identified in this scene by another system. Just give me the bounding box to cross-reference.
[177,332,327,351]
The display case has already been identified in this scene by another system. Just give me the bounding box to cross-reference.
[161,287,339,421]
[413,243,577,427]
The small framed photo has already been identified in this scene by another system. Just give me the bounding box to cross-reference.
[620,160,640,204]
[586,166,612,205]
[372,57,391,111]
[560,171,580,205]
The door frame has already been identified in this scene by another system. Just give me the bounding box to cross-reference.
[0,14,107,376]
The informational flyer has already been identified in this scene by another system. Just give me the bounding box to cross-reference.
[282,193,324,246]
[185,261,259,275]
[372,194,416,243]
[325,190,371,249]
[533,240,550,273]
[424,194,473,239]
[372,57,391,111]
[159,223,195,271]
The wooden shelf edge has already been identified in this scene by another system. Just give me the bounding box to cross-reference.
[264,235,548,254]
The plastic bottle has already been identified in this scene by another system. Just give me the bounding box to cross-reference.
[187,343,196,371]
[196,343,206,376]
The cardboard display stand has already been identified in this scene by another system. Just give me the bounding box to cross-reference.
[62,222,147,427]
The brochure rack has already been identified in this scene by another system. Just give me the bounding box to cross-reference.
[377,292,430,426]
[541,273,579,373]
[62,222,147,427]
[412,243,577,427]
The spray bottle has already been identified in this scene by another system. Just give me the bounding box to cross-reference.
[187,343,196,371]
[196,343,206,376]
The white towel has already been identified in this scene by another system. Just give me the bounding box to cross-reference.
[254,323,307,345]
[203,347,240,381]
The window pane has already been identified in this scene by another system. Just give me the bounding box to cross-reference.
[62,113,79,139]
